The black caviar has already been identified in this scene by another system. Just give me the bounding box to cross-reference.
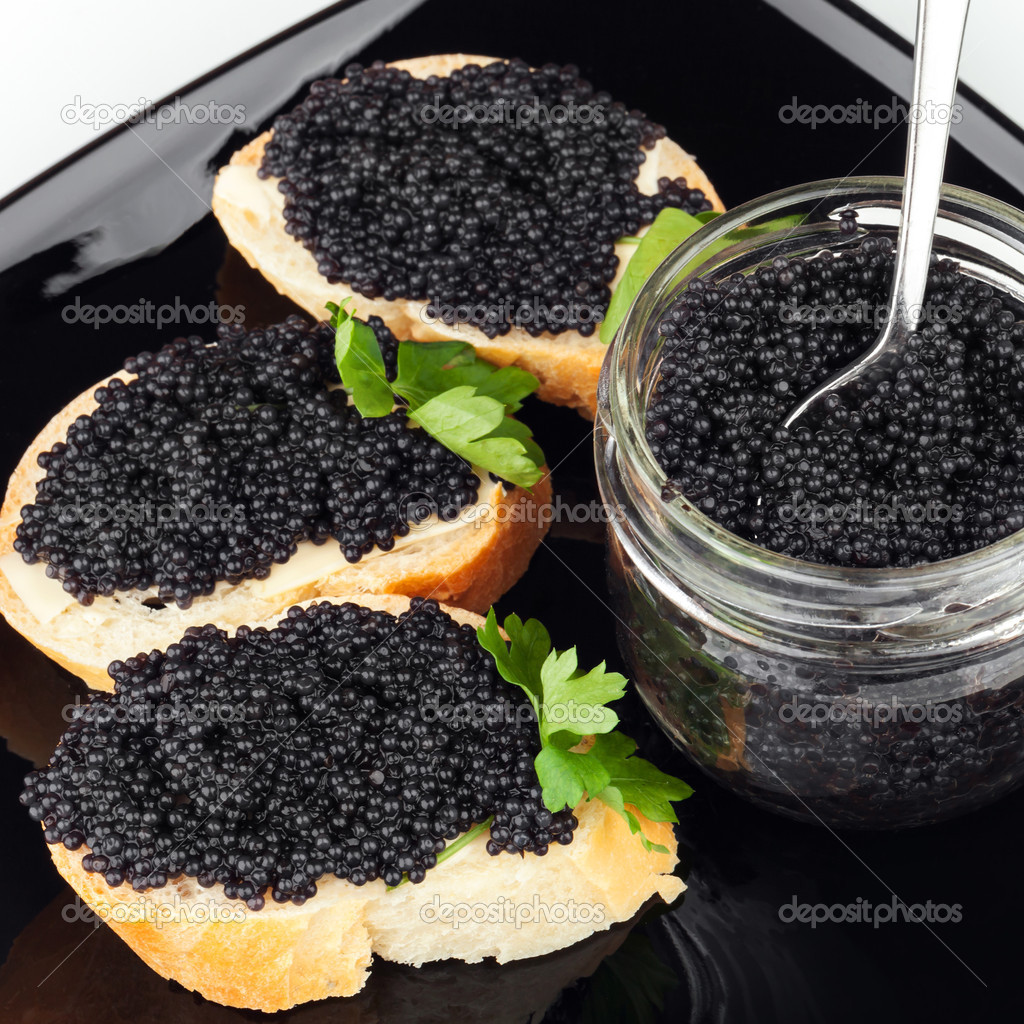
[734,669,1024,828]
[260,59,712,338]
[14,316,479,608]
[647,236,1024,566]
[613,545,1024,828]
[20,599,577,908]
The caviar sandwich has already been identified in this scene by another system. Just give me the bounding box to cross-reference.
[212,55,724,418]
[0,310,549,689]
[22,593,690,1011]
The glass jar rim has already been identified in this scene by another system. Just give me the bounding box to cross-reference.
[607,174,1024,592]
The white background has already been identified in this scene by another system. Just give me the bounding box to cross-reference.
[853,0,1024,128]
[2,0,1021,201]
[0,1,337,199]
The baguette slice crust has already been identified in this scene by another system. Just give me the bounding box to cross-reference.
[0,371,550,690]
[211,53,725,418]
[43,594,685,1012]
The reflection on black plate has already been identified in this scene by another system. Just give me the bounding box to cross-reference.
[0,621,87,768]
[0,888,686,1023]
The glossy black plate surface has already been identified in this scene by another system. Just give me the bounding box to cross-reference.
[1,1,1020,1020]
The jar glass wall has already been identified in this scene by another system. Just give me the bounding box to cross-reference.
[595,177,1024,828]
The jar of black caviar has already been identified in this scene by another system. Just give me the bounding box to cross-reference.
[596,176,1024,828]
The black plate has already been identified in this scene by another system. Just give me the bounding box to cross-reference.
[1,1,1021,1021]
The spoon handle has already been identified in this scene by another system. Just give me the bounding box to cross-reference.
[892,0,971,330]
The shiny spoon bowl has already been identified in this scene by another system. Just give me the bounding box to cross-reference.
[782,0,971,430]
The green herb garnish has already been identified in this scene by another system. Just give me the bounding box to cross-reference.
[693,210,721,225]
[602,209,716,345]
[327,300,544,489]
[477,609,693,853]
[603,209,810,346]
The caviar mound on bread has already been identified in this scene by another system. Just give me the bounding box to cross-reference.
[22,595,689,1012]
[0,315,550,690]
[212,55,725,418]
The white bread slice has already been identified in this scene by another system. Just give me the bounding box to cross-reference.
[42,593,685,1013]
[0,371,550,691]
[211,54,725,418]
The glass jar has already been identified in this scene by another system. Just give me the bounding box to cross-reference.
[595,176,1024,829]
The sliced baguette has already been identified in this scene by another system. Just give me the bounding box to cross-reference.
[211,53,725,418]
[42,593,685,1013]
[0,371,550,691]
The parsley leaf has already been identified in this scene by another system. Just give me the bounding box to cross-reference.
[540,654,626,733]
[535,746,612,814]
[327,303,544,489]
[391,341,536,413]
[588,732,693,852]
[409,387,544,488]
[602,209,809,346]
[477,609,693,852]
[479,611,549,703]
[602,208,714,345]
[326,300,393,416]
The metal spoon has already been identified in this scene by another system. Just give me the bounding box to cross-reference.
[782,0,971,430]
